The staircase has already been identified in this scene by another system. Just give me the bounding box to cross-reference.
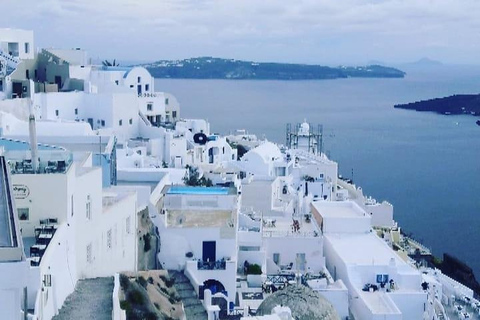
[0,48,19,71]
[169,270,208,320]
[52,277,114,320]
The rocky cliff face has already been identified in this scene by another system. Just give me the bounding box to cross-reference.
[438,253,480,299]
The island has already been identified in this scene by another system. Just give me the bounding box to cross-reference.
[394,94,480,116]
[142,57,405,80]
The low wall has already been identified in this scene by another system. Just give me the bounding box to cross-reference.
[112,273,127,320]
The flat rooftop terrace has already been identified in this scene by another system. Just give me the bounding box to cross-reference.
[312,200,366,218]
[262,214,321,238]
[360,291,401,315]
[325,233,407,266]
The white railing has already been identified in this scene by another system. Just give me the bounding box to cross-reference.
[262,229,320,238]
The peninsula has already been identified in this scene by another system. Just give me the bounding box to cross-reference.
[142,57,406,80]
[394,94,480,116]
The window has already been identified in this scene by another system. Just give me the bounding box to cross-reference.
[118,120,122,126]
[26,70,30,79]
[147,103,153,111]
[126,216,131,234]
[86,243,92,263]
[107,229,112,249]
[145,84,149,91]
[273,253,280,265]
[71,194,74,216]
[101,120,105,126]
[25,43,30,54]
[55,110,59,117]
[172,111,177,118]
[165,98,169,105]
[115,80,119,85]
[129,118,133,125]
[18,208,29,221]
[86,195,91,220]
[137,76,141,83]
[129,85,133,88]
[34,69,37,78]
[74,108,78,115]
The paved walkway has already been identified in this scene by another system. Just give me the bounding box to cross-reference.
[52,277,114,320]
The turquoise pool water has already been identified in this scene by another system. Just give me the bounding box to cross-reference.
[167,186,229,195]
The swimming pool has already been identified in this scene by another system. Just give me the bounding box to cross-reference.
[167,186,229,195]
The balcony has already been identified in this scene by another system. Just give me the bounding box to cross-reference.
[197,259,227,270]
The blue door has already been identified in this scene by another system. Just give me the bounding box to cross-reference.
[203,241,216,262]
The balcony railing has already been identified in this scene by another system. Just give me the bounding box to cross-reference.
[197,259,227,270]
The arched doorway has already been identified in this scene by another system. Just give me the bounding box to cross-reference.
[202,279,226,296]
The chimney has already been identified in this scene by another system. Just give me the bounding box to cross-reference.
[28,102,38,173]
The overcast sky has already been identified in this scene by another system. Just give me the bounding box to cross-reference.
[3,0,480,65]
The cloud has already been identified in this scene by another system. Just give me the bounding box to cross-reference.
[1,0,480,64]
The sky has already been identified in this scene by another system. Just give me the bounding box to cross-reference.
[2,0,480,66]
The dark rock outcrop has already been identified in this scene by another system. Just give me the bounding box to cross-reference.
[437,253,480,299]
[394,94,480,116]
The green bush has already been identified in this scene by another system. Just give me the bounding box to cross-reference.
[137,276,148,289]
[143,233,152,252]
[119,274,130,290]
[160,274,175,287]
[247,264,262,275]
[128,288,144,305]
[119,300,130,311]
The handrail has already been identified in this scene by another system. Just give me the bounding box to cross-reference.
[0,156,17,247]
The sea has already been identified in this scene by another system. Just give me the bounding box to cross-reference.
[155,64,480,277]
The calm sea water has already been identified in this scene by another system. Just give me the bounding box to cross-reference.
[155,65,480,276]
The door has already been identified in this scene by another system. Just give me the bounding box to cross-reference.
[202,241,216,262]
[296,253,306,271]
[87,118,94,129]
[137,84,142,95]
[55,76,62,89]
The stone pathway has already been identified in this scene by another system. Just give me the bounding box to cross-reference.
[52,277,114,320]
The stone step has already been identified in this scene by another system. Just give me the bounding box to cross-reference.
[167,270,208,319]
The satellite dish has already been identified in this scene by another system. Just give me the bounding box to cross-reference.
[193,133,208,145]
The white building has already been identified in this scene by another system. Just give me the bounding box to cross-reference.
[0,28,34,60]
[0,155,29,320]
[154,183,239,311]
[312,201,427,320]
[0,138,139,319]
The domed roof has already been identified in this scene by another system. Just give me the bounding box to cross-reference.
[299,121,310,135]
[257,284,340,320]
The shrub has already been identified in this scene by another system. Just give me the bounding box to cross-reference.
[119,300,130,311]
[128,288,144,305]
[247,263,262,275]
[160,286,169,295]
[119,274,130,290]
[143,233,152,252]
[137,276,148,289]
[160,274,175,287]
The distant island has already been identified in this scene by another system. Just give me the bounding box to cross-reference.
[394,94,480,116]
[142,57,406,80]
